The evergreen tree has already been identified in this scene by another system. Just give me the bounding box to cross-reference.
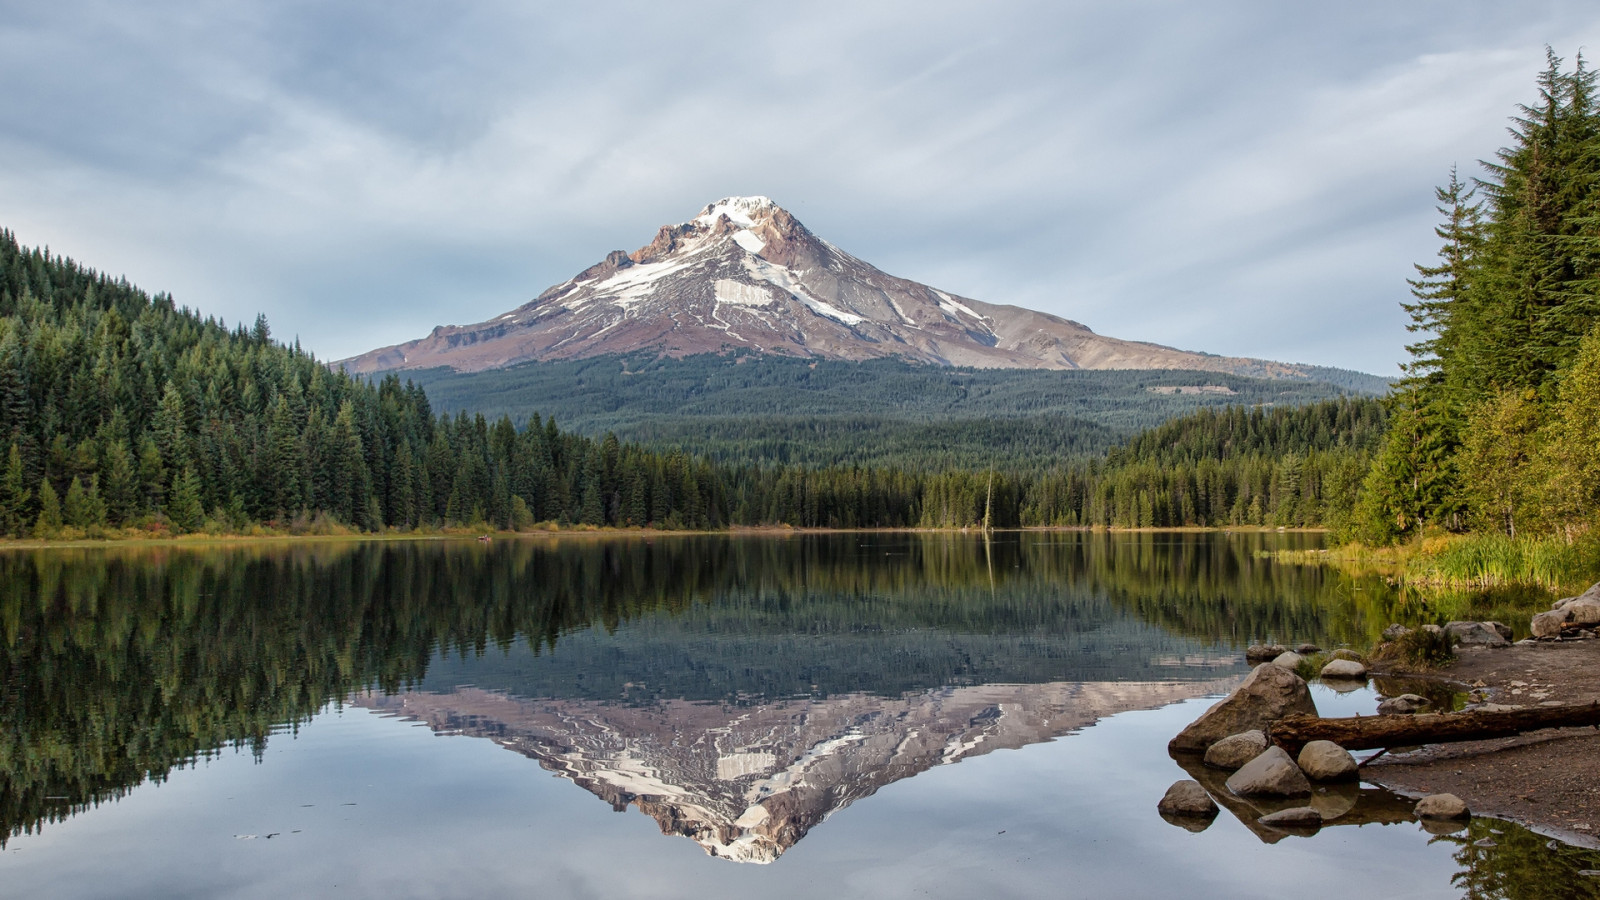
[33,478,61,537]
[167,466,205,533]
[0,443,30,536]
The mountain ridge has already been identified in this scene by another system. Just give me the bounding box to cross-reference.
[338,196,1327,378]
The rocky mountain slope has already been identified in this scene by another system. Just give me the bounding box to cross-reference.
[340,196,1309,377]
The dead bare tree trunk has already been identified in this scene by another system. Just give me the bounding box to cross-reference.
[1268,702,1600,756]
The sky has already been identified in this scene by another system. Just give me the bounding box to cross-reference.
[4,2,1599,376]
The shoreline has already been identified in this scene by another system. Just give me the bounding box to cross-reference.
[0,523,1326,552]
[1361,639,1600,849]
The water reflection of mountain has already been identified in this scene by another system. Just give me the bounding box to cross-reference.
[0,533,1395,846]
[356,678,1237,863]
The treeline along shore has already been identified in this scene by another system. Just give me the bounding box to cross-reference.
[0,227,1382,540]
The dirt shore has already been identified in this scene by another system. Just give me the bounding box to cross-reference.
[1364,639,1600,849]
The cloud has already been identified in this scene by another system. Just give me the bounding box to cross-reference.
[2,1,1598,373]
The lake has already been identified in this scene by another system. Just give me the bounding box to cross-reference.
[2,531,1597,898]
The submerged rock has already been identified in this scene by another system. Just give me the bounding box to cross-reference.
[1328,648,1364,662]
[1204,730,1268,771]
[1320,659,1368,680]
[1415,793,1470,820]
[1376,694,1431,715]
[1157,780,1218,818]
[1297,741,1358,782]
[1257,806,1322,830]
[1245,643,1287,662]
[1169,664,1317,754]
[1225,746,1312,798]
[1295,643,1322,654]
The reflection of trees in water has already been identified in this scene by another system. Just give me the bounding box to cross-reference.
[0,532,1393,845]
[1438,817,1600,899]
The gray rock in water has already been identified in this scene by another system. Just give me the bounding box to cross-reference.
[1382,623,1412,642]
[1204,730,1269,770]
[1272,650,1306,669]
[1415,793,1470,819]
[1225,746,1312,798]
[1377,693,1431,715]
[1446,621,1511,648]
[1295,643,1322,654]
[1245,643,1287,662]
[1532,609,1571,640]
[1257,806,1323,830]
[1170,664,1317,754]
[1297,740,1358,781]
[1320,658,1368,680]
[1157,780,1218,817]
[1328,648,1364,662]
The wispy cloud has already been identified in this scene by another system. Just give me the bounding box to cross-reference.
[2,1,1597,373]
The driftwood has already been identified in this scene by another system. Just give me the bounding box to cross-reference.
[1269,702,1600,756]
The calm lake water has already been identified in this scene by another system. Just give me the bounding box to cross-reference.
[2,531,1597,898]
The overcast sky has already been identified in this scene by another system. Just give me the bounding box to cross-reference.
[4,2,1599,376]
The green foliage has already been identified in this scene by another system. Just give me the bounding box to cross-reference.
[1394,627,1456,667]
[1359,51,1600,543]
[400,352,1384,472]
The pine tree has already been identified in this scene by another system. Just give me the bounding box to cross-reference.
[0,443,30,536]
[33,478,61,537]
[167,466,205,533]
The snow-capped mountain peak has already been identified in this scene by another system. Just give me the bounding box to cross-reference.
[338,197,1310,378]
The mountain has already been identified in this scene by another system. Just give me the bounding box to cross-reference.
[339,196,1314,377]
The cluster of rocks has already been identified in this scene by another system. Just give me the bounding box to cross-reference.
[1159,661,1470,836]
[1382,620,1514,649]
[1243,642,1369,682]
[1531,583,1600,640]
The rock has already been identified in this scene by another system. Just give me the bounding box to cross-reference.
[1328,648,1363,662]
[1532,609,1572,640]
[1203,730,1269,770]
[1382,624,1412,642]
[1377,693,1431,715]
[1420,624,1444,637]
[1225,746,1312,798]
[1272,651,1305,669]
[1295,643,1322,654]
[1320,658,1368,679]
[1297,740,1358,781]
[1257,806,1323,830]
[1446,621,1511,648]
[1157,780,1218,818]
[1415,793,1470,819]
[1564,598,1600,628]
[1170,664,1317,753]
[1485,621,1513,641]
[1245,643,1287,662]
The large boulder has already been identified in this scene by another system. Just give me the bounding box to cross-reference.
[1169,664,1318,753]
[1485,621,1513,641]
[1382,623,1412,642]
[1531,609,1571,640]
[1297,740,1358,781]
[1564,597,1600,628]
[1415,793,1470,820]
[1203,730,1269,770]
[1320,659,1368,679]
[1225,746,1312,798]
[1157,780,1218,818]
[1272,650,1306,669]
[1377,693,1431,715]
[1328,648,1364,662]
[1445,621,1511,648]
[1295,643,1322,655]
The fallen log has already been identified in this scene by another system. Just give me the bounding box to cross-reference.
[1268,702,1600,756]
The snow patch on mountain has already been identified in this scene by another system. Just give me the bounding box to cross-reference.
[731,230,766,254]
[714,279,774,308]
